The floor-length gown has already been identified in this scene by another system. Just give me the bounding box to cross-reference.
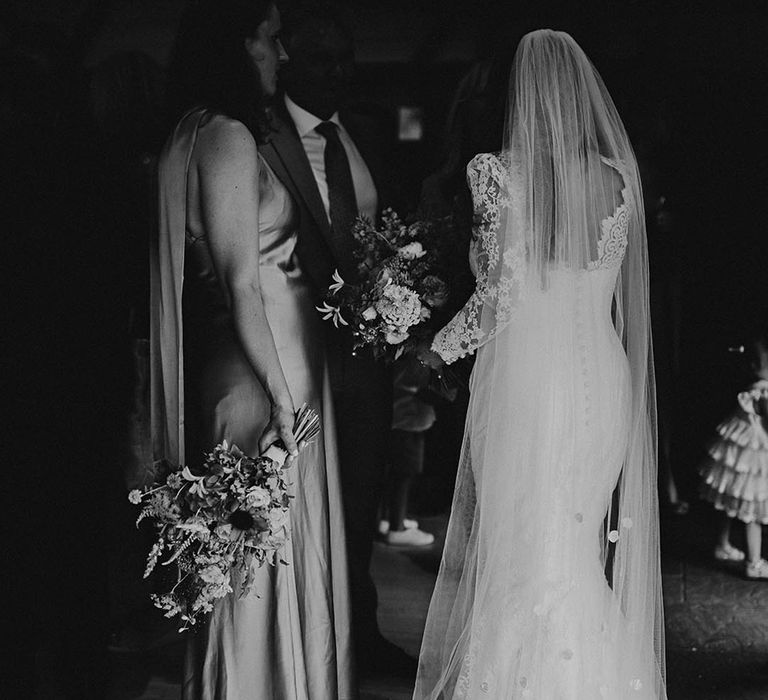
[415,153,664,699]
[155,108,353,700]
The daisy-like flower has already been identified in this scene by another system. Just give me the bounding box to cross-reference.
[316,302,349,328]
[128,489,143,505]
[166,472,183,489]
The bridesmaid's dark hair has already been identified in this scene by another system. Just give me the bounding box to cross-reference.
[166,0,275,142]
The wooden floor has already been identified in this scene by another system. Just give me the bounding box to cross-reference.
[109,510,768,700]
[108,517,445,700]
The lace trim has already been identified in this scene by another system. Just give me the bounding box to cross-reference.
[588,157,631,271]
[433,154,631,362]
[432,152,525,364]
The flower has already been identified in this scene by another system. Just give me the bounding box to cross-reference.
[397,241,426,259]
[214,523,234,540]
[329,269,346,294]
[422,275,450,308]
[362,306,377,321]
[199,565,227,586]
[182,466,203,482]
[316,302,349,328]
[129,440,293,630]
[268,508,289,530]
[167,472,183,489]
[607,530,620,543]
[246,486,270,509]
[407,221,429,238]
[375,284,423,330]
[230,509,256,531]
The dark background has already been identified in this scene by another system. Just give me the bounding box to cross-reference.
[1,0,765,697]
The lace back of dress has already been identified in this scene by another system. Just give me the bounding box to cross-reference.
[416,29,664,700]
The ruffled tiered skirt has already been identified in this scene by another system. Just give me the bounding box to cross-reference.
[700,411,768,523]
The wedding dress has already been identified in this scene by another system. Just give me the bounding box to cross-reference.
[414,31,666,700]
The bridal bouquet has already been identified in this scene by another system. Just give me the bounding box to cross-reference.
[317,208,451,361]
[129,405,320,631]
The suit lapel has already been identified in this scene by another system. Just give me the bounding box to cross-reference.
[260,111,339,291]
[261,112,332,243]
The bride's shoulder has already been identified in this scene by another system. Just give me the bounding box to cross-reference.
[467,151,504,171]
[466,152,512,185]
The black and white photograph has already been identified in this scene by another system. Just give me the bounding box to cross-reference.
[4,0,766,698]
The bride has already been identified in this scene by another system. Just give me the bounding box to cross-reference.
[415,30,667,699]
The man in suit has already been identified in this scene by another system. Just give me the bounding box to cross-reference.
[259,2,415,678]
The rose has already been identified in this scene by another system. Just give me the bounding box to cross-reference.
[246,486,270,509]
[199,565,227,586]
[397,241,426,260]
[268,507,289,530]
[214,523,235,540]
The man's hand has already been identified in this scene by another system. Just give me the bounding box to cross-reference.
[416,343,444,371]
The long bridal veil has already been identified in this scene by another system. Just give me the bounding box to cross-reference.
[415,30,665,699]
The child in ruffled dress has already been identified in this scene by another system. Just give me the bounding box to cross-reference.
[700,334,768,578]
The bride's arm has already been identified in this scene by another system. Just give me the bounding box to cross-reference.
[429,153,525,365]
[196,117,298,458]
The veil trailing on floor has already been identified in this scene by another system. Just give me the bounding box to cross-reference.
[416,30,665,699]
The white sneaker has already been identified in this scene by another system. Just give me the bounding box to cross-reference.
[714,543,746,562]
[745,558,768,579]
[378,518,419,536]
[386,527,435,547]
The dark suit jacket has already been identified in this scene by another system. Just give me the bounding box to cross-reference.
[259,100,397,294]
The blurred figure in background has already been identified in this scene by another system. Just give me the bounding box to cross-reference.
[700,333,768,579]
[379,357,437,546]
[415,58,508,514]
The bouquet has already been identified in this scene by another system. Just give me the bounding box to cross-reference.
[129,404,320,630]
[317,208,452,362]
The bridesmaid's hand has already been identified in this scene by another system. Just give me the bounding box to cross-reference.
[259,403,299,465]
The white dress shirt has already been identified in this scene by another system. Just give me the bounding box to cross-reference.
[284,93,378,226]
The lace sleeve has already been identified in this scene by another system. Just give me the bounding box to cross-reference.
[431,153,526,364]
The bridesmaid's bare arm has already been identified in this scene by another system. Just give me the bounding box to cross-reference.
[194,116,298,458]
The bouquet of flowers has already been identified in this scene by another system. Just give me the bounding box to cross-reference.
[317,208,452,362]
[129,404,320,631]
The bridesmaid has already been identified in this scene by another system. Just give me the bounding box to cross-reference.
[150,1,353,698]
